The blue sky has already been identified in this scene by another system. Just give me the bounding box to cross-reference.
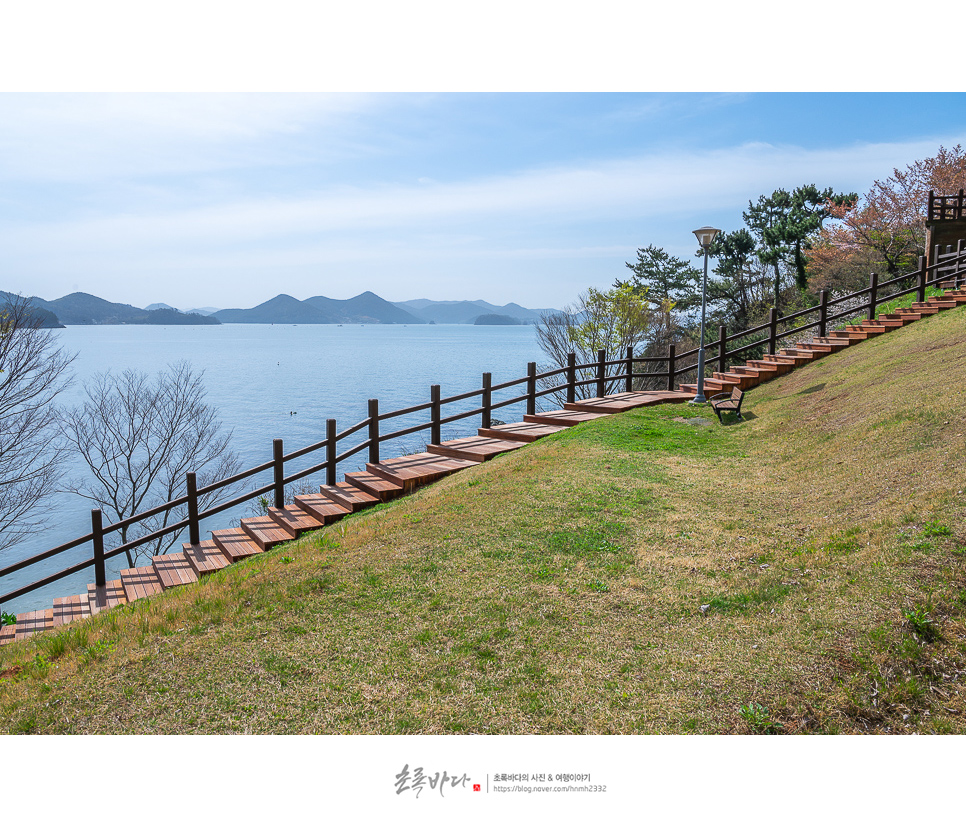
[1,91,964,311]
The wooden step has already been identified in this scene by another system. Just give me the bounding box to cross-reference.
[747,359,793,374]
[87,580,127,615]
[15,608,53,639]
[713,371,757,388]
[426,436,528,462]
[240,515,297,552]
[268,504,327,536]
[212,527,263,562]
[183,540,232,576]
[344,470,405,501]
[366,453,479,489]
[478,422,564,442]
[120,565,164,601]
[779,348,819,360]
[913,299,958,310]
[844,324,885,335]
[810,337,852,349]
[862,319,903,330]
[52,594,91,626]
[564,391,690,413]
[730,365,776,382]
[293,493,351,524]
[153,551,200,589]
[318,482,381,512]
[880,311,923,322]
[830,329,871,342]
[523,409,607,426]
[795,342,834,354]
[895,306,937,317]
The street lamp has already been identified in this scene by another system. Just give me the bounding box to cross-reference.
[691,225,721,405]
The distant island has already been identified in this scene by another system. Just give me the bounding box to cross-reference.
[474,314,523,325]
[9,289,561,327]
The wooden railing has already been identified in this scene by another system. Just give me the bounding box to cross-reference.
[2,245,964,608]
[928,189,966,222]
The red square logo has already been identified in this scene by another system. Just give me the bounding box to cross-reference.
[473,784,481,792]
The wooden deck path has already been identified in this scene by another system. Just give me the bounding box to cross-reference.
[3,284,965,646]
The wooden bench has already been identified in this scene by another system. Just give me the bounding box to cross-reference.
[709,388,745,423]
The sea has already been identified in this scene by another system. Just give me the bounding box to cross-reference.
[2,322,546,614]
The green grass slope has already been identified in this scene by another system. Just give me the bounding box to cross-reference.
[2,305,965,734]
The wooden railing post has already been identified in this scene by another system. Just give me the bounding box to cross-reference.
[666,344,676,391]
[819,289,829,337]
[92,508,106,588]
[717,326,727,374]
[566,352,576,404]
[868,272,879,321]
[596,349,606,399]
[326,418,337,487]
[368,399,379,464]
[526,362,537,416]
[928,189,935,222]
[958,239,965,289]
[481,373,492,429]
[186,472,200,545]
[917,256,927,302]
[768,308,778,356]
[430,384,441,446]
[624,347,634,393]
[272,439,284,509]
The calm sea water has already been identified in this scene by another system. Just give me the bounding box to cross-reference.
[4,323,543,613]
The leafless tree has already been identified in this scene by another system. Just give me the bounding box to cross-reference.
[61,361,239,568]
[0,294,74,550]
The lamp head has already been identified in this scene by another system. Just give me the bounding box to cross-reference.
[692,226,721,248]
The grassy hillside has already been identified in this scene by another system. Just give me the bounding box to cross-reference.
[1,305,964,734]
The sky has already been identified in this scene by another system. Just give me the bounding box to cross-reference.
[1,7,965,315]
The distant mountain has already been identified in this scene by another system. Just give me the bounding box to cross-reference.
[145,302,178,311]
[185,308,217,317]
[0,292,64,328]
[474,314,523,325]
[392,298,558,325]
[31,292,220,325]
[214,294,338,324]
[322,291,422,324]
[301,291,423,324]
[414,301,493,324]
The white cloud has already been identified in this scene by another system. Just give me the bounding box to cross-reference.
[0,92,380,181]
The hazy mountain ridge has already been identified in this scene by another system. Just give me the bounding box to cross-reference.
[30,292,220,326]
[14,290,559,327]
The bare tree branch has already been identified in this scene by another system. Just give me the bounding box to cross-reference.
[60,361,239,568]
[0,293,74,551]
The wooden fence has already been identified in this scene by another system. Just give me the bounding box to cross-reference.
[1,246,964,608]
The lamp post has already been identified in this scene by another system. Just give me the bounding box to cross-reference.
[691,225,721,405]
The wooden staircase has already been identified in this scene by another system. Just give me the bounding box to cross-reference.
[677,287,966,400]
[3,286,964,647]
